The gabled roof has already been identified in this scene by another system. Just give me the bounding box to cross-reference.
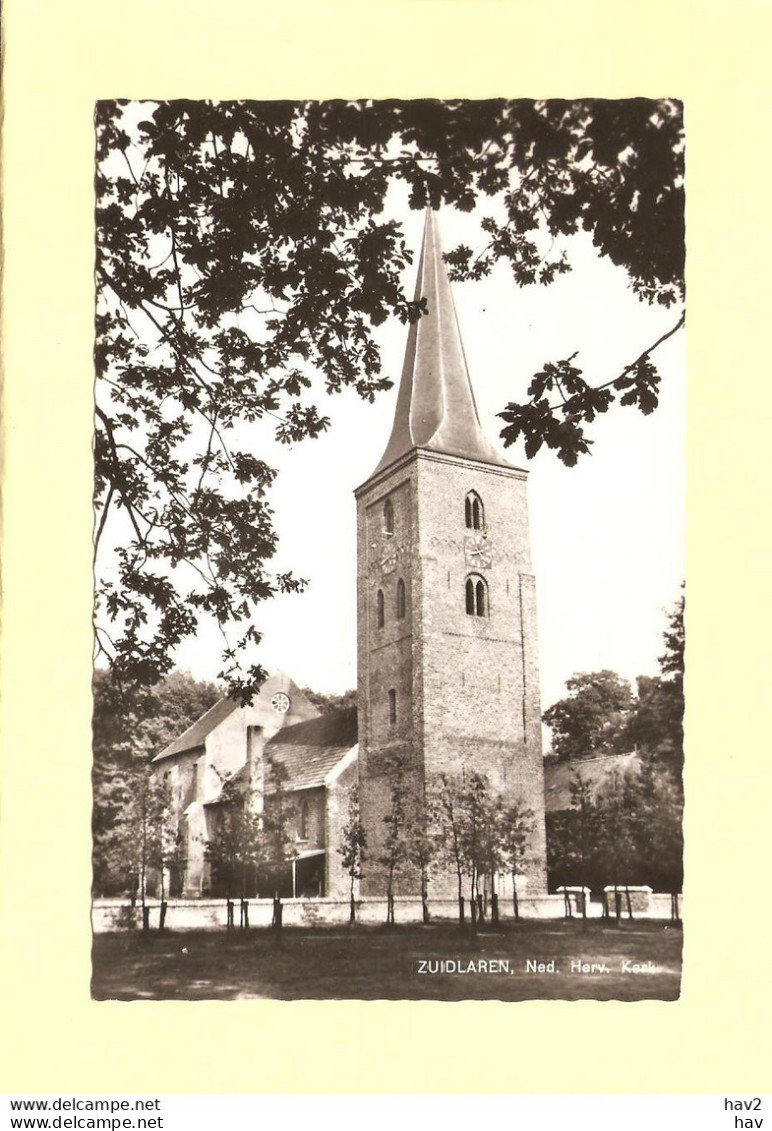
[544,751,641,813]
[370,208,517,479]
[205,707,359,803]
[153,696,240,761]
[153,671,320,763]
[265,707,359,791]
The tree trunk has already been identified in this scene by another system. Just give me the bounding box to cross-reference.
[512,875,520,920]
[421,877,430,924]
[491,892,499,924]
[271,895,283,930]
[457,873,465,928]
[159,900,167,932]
[349,877,356,924]
[625,885,634,920]
[240,899,249,930]
[226,898,235,931]
[140,866,149,933]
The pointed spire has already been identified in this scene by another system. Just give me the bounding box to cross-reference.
[371,209,512,477]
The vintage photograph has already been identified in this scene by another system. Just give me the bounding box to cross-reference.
[90,98,685,1001]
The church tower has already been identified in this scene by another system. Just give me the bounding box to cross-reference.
[355,210,547,898]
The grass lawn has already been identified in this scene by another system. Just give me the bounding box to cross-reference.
[92,919,682,1001]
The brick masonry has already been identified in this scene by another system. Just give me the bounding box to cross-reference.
[356,448,548,898]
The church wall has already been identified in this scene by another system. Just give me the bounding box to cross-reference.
[204,710,264,792]
[356,450,548,898]
[287,786,325,852]
[414,453,548,895]
[152,678,322,897]
[356,457,426,893]
[324,755,359,899]
[153,749,206,895]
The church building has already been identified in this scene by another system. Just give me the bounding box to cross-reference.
[154,209,548,904]
[355,209,547,897]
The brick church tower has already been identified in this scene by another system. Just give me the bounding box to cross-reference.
[355,209,548,898]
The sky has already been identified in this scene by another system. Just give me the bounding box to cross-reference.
[169,201,686,713]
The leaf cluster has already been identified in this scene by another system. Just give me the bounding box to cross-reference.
[95,98,684,694]
[543,590,685,774]
[338,784,367,880]
[92,668,221,895]
[433,771,535,895]
[548,760,683,893]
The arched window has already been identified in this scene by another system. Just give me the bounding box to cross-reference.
[396,578,406,620]
[384,498,394,535]
[388,689,397,725]
[376,589,385,629]
[465,575,488,617]
[465,491,484,530]
[299,799,309,840]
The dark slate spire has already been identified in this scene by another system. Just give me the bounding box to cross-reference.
[372,208,513,477]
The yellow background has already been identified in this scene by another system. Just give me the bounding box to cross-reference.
[2,0,770,1094]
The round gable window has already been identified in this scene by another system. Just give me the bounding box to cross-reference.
[271,692,291,714]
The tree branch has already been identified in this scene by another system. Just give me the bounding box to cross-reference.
[95,406,146,546]
[547,310,685,412]
[93,482,114,561]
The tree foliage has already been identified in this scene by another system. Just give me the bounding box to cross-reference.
[95,98,684,697]
[261,753,297,876]
[624,588,685,774]
[378,754,415,924]
[434,771,535,925]
[338,784,367,923]
[92,668,221,895]
[543,670,635,761]
[498,800,536,918]
[205,755,297,905]
[97,745,164,908]
[543,589,685,771]
[544,589,685,894]
[547,774,601,894]
[547,760,683,895]
[301,687,357,715]
[204,773,264,900]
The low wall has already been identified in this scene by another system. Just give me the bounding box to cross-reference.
[92,892,682,932]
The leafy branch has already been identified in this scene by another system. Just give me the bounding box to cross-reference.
[498,311,685,464]
[95,98,684,697]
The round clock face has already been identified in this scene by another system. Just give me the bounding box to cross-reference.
[270,692,291,714]
[465,533,493,569]
[379,545,397,575]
